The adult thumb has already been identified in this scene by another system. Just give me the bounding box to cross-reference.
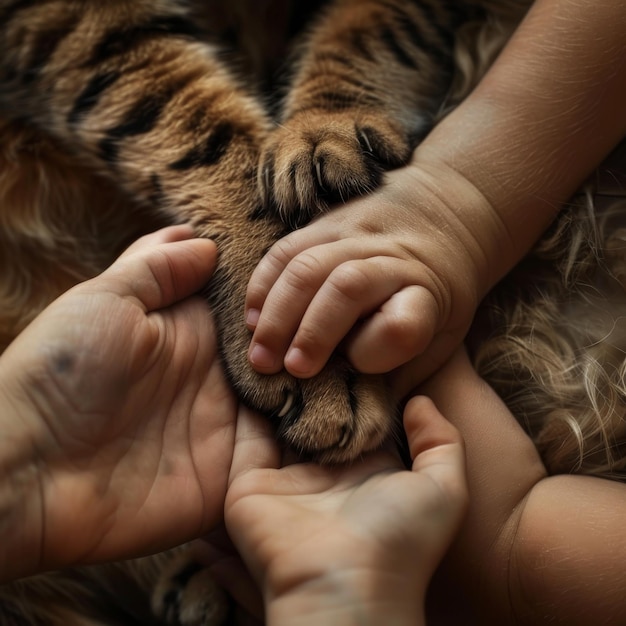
[101,228,218,312]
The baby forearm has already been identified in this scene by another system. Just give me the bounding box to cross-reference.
[416,0,626,287]
[266,573,424,626]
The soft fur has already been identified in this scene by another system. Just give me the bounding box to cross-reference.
[4,1,625,625]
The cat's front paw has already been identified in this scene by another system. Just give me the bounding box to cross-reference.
[259,111,413,226]
[223,347,395,464]
[152,552,230,626]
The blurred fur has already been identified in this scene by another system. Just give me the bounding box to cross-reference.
[473,190,626,479]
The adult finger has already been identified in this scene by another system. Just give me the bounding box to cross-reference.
[228,406,281,488]
[119,225,196,258]
[98,236,218,312]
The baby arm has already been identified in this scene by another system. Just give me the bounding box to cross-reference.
[246,0,626,382]
[421,349,626,625]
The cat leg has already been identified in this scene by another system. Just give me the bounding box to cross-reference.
[0,0,393,462]
[259,0,466,225]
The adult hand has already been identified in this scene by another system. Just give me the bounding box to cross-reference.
[0,226,238,580]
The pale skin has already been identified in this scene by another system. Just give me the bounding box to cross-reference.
[0,227,467,615]
[3,232,626,625]
[2,1,626,622]
[222,397,467,626]
[202,349,626,626]
[419,349,626,626]
[0,226,236,580]
[245,0,626,385]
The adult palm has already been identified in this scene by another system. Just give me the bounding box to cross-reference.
[0,227,238,578]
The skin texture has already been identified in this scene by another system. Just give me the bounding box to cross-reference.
[246,0,626,389]
[0,226,238,580]
[201,349,626,626]
[198,396,467,626]
[421,350,626,626]
[3,230,626,625]
[1,0,626,621]
[0,226,469,626]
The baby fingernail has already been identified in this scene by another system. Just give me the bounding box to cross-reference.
[249,343,278,369]
[246,308,260,329]
[285,347,312,376]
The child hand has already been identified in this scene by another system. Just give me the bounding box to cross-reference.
[246,160,506,383]
[222,395,468,625]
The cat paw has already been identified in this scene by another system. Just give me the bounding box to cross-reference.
[152,553,230,626]
[259,111,413,226]
[201,217,396,463]
[222,346,395,463]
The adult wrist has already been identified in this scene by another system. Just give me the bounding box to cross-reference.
[0,371,46,582]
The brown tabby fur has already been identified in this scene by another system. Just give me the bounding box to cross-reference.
[5,0,626,625]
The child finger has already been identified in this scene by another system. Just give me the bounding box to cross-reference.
[403,395,468,507]
[345,285,439,374]
[228,406,281,488]
[245,224,341,329]
[247,240,374,374]
[282,258,420,378]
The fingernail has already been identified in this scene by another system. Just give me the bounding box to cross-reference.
[285,347,312,376]
[249,343,278,369]
[246,308,260,329]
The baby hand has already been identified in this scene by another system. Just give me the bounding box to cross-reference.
[246,161,504,383]
[222,395,468,625]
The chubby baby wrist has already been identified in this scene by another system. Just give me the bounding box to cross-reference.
[405,152,514,296]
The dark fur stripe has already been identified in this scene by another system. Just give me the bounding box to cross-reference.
[326,72,375,93]
[149,172,166,208]
[68,71,122,124]
[379,24,418,69]
[169,122,236,170]
[348,29,376,63]
[307,89,380,111]
[314,52,374,92]
[21,14,81,83]
[0,0,52,26]
[87,14,202,68]
[393,8,454,73]
[313,51,358,71]
[413,0,456,49]
[97,135,120,164]
[96,89,180,165]
[107,90,177,139]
